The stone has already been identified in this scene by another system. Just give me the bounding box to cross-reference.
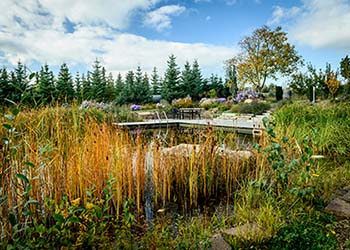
[341,192,350,203]
[210,233,231,250]
[221,223,261,239]
[162,144,253,161]
[325,197,350,218]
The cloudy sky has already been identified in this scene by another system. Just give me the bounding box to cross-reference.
[0,0,349,80]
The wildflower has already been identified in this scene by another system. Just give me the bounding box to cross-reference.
[71,198,81,206]
[85,202,94,210]
[312,173,319,177]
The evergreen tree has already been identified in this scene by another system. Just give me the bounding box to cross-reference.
[105,72,116,101]
[191,60,204,100]
[340,55,350,84]
[180,61,193,98]
[90,59,106,101]
[75,72,83,102]
[37,64,56,105]
[134,66,143,103]
[119,70,135,104]
[115,73,124,102]
[140,73,152,103]
[56,63,75,103]
[131,66,151,103]
[162,54,181,102]
[10,61,29,103]
[82,72,92,100]
[151,67,161,95]
[0,68,11,104]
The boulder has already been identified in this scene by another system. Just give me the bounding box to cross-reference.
[162,144,253,161]
[210,234,231,250]
[221,223,262,239]
[325,198,350,218]
[325,187,350,218]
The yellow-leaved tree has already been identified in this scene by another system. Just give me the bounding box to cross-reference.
[228,26,303,92]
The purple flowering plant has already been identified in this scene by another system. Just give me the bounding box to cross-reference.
[130,104,141,111]
[233,88,259,103]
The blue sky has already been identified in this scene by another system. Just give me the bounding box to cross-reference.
[0,0,349,85]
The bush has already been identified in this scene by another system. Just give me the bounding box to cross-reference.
[276,86,283,101]
[172,97,193,108]
[231,101,271,115]
[233,88,259,103]
[267,211,337,250]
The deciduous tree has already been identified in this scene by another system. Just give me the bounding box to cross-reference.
[229,26,302,92]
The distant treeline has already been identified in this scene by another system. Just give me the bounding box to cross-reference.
[0,55,231,107]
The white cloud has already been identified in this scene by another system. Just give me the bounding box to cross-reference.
[270,0,350,50]
[0,0,236,77]
[268,6,300,25]
[144,5,186,32]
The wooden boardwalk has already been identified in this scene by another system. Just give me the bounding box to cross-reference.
[115,116,266,135]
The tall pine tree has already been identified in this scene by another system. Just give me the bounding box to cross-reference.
[37,64,56,105]
[115,73,124,102]
[56,63,75,103]
[180,61,193,98]
[151,67,161,95]
[90,59,106,101]
[162,54,181,102]
[0,68,11,105]
[191,60,203,100]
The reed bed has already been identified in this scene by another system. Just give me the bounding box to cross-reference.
[0,106,257,238]
[273,101,350,157]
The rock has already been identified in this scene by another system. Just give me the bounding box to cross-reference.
[341,192,350,203]
[325,197,350,219]
[210,233,231,250]
[162,144,253,161]
[221,223,261,239]
[162,144,200,156]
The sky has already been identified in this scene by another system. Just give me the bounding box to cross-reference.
[0,0,349,84]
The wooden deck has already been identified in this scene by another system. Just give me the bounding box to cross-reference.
[115,116,266,135]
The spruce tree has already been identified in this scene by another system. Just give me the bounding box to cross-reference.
[340,55,350,84]
[134,66,143,103]
[180,61,193,98]
[0,68,11,104]
[162,54,181,102]
[140,73,152,103]
[106,72,116,102]
[37,64,56,105]
[56,63,75,103]
[119,70,135,104]
[151,67,161,95]
[82,72,92,100]
[75,72,83,102]
[90,59,106,101]
[191,60,204,100]
[115,73,124,102]
[10,61,29,103]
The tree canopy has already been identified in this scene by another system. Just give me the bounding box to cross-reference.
[229,26,302,92]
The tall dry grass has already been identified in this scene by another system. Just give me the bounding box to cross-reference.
[0,106,259,237]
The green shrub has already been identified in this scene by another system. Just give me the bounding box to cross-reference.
[172,97,193,108]
[231,101,271,115]
[267,211,337,250]
[276,86,283,101]
[141,103,157,110]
